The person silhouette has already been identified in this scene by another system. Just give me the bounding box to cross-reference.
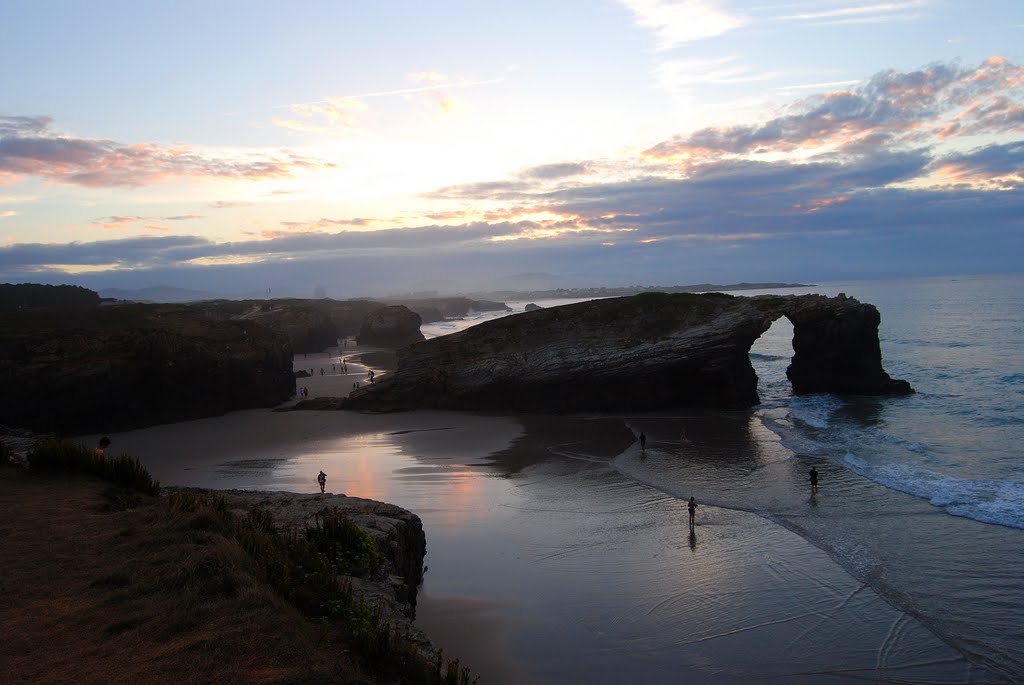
[317,470,327,493]
[809,466,819,494]
[639,432,647,450]
[95,436,111,463]
[688,496,697,532]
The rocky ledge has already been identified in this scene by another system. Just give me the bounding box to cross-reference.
[342,291,913,412]
[168,488,428,626]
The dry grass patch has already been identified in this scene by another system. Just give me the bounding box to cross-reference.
[0,469,372,684]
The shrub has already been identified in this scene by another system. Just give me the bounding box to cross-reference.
[26,437,160,496]
[305,508,385,576]
[165,492,479,683]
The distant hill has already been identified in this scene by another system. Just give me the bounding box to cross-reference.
[468,282,813,301]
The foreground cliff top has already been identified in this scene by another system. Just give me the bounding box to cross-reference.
[0,469,376,683]
[344,291,912,413]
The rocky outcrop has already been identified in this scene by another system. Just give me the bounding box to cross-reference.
[357,305,425,348]
[383,297,511,323]
[0,304,295,434]
[171,488,428,619]
[197,300,340,354]
[196,297,512,353]
[343,292,912,413]
[524,303,542,312]
[784,293,912,396]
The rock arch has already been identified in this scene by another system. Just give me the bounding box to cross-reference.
[342,292,913,413]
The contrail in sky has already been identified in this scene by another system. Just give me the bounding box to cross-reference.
[276,78,504,108]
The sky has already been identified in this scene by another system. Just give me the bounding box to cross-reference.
[1,1,1023,298]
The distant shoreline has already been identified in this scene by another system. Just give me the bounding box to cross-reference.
[463,282,814,301]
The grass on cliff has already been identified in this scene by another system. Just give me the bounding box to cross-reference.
[1,439,477,685]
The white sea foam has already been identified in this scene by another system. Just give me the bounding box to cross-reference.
[788,395,842,430]
[842,451,1024,530]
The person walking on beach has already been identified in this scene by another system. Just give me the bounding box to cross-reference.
[95,436,111,463]
[317,470,327,493]
[640,432,647,450]
[809,466,819,494]
[688,496,697,532]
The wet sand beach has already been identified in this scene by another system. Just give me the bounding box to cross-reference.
[82,391,1002,684]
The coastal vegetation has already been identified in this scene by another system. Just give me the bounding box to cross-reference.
[0,282,100,310]
[2,440,477,684]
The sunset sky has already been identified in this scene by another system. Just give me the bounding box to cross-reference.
[2,1,1022,297]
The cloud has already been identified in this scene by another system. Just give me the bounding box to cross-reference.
[91,214,205,231]
[928,142,1024,188]
[3,58,1022,294]
[0,117,334,187]
[519,162,592,180]
[773,0,930,27]
[208,200,255,209]
[0,115,53,137]
[272,73,504,133]
[407,60,1024,255]
[426,179,533,201]
[645,58,1024,160]
[653,56,777,96]
[620,0,748,49]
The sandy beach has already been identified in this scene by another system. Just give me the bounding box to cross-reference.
[76,343,1004,685]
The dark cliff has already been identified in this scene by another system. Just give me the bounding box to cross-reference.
[357,305,425,348]
[343,292,912,413]
[198,299,434,353]
[0,304,295,434]
[198,300,342,354]
[381,297,511,323]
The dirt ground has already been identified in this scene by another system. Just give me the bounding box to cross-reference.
[0,467,372,684]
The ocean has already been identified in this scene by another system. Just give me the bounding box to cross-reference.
[109,274,1024,684]
[421,274,1024,682]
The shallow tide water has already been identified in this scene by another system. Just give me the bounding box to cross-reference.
[93,274,1024,684]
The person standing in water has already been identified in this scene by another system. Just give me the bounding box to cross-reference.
[640,432,647,450]
[317,470,327,493]
[688,496,697,532]
[809,466,819,494]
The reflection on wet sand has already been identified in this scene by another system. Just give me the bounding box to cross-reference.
[82,406,995,684]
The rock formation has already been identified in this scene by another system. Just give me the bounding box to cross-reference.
[343,292,912,413]
[198,297,509,353]
[174,488,427,620]
[0,304,295,434]
[357,305,425,348]
[381,297,511,323]
[524,303,542,312]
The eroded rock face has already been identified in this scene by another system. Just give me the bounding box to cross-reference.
[784,293,913,396]
[343,292,912,413]
[357,305,425,348]
[172,488,428,620]
[0,304,295,434]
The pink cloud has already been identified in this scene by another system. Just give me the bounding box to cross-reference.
[644,57,1024,162]
[92,214,205,230]
[0,119,334,188]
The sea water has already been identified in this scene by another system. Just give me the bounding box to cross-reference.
[422,275,1024,681]
[114,276,1023,683]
